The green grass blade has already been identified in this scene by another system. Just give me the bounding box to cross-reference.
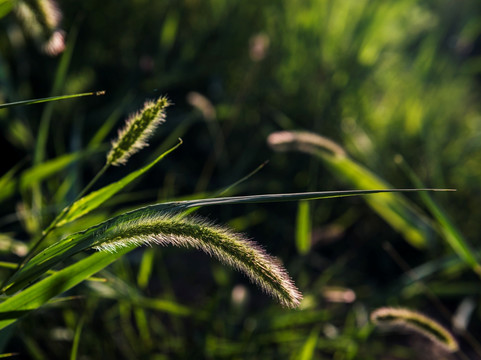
[172,189,453,209]
[0,160,26,203]
[69,312,85,360]
[0,0,14,20]
[56,139,183,227]
[132,297,192,317]
[20,150,97,191]
[88,276,193,317]
[395,155,481,277]
[180,160,269,218]
[137,248,155,290]
[296,201,312,255]
[3,225,106,294]
[268,131,437,248]
[0,261,105,282]
[0,247,131,331]
[0,91,105,110]
[219,160,269,196]
[294,326,321,360]
[322,154,432,248]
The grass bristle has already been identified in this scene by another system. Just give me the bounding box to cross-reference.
[107,96,170,166]
[93,212,302,308]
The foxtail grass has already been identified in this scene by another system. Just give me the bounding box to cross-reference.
[268,130,346,157]
[12,94,170,270]
[107,96,170,166]
[14,0,65,56]
[93,212,302,308]
[370,307,459,353]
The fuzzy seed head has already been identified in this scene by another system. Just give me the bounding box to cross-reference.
[267,131,346,157]
[14,0,64,56]
[42,29,65,56]
[93,212,302,308]
[370,307,459,353]
[107,96,170,166]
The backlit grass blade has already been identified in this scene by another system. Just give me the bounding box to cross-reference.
[0,0,14,19]
[87,273,193,317]
[0,247,131,331]
[268,131,436,248]
[296,201,312,255]
[20,150,97,191]
[136,248,155,289]
[55,139,182,227]
[3,225,108,294]
[219,160,269,196]
[395,155,481,277]
[168,189,453,209]
[0,261,105,282]
[0,151,96,202]
[295,326,321,360]
[0,160,26,202]
[3,188,449,294]
[0,91,105,109]
[70,312,85,360]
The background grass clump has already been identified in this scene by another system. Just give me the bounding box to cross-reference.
[0,0,481,358]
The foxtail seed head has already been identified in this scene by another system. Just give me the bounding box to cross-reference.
[267,131,346,157]
[107,96,170,166]
[370,307,459,353]
[14,0,65,56]
[93,212,302,308]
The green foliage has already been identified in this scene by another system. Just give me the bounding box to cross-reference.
[1,0,481,358]
[269,131,435,249]
[56,139,182,228]
[0,0,13,20]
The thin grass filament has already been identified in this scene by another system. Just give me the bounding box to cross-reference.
[107,96,170,166]
[93,212,302,308]
[370,307,459,352]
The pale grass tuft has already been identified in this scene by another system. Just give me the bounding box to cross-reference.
[249,33,270,62]
[107,96,170,166]
[187,92,216,121]
[370,307,459,353]
[267,131,346,157]
[93,212,302,308]
[14,0,64,56]
[42,29,65,56]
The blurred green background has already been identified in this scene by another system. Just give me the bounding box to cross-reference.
[1,0,481,358]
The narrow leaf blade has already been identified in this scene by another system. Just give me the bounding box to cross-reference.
[56,139,182,227]
[0,248,130,331]
[296,201,311,255]
[0,91,105,110]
